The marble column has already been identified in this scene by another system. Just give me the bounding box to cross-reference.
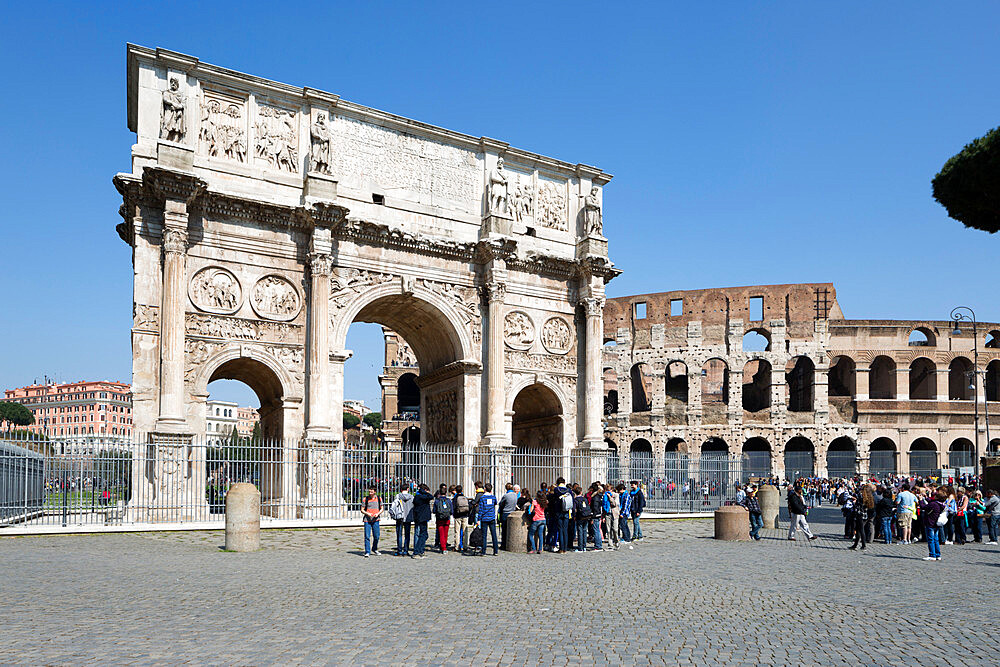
[306,249,333,440]
[581,297,605,448]
[482,280,508,447]
[155,201,189,433]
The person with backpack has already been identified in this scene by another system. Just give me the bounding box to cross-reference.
[433,484,448,550]
[603,483,620,550]
[552,477,573,553]
[617,482,633,548]
[412,483,434,559]
[527,490,547,554]
[589,482,605,551]
[477,482,500,556]
[390,483,414,556]
[629,480,646,542]
[361,487,382,558]
[498,482,519,550]
[573,484,592,552]
[742,485,763,541]
[434,488,453,553]
[451,484,471,552]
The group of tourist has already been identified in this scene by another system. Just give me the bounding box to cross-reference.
[829,478,1000,560]
[358,478,648,558]
[746,476,1000,561]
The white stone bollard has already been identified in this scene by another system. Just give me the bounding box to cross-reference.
[225,483,261,552]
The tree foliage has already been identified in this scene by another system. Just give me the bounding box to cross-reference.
[343,412,361,431]
[0,401,35,426]
[932,126,1000,233]
[363,412,382,431]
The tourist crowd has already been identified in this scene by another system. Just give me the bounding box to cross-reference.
[736,476,1000,561]
[357,478,649,557]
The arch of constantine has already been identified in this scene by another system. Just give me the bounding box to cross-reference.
[115,45,618,521]
[603,283,1000,481]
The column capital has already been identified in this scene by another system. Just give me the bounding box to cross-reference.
[480,281,507,304]
[308,251,332,276]
[581,296,605,318]
[162,226,188,254]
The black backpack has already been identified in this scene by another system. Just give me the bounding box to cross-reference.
[575,495,592,519]
[434,496,452,520]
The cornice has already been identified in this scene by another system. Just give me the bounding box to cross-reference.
[142,167,207,206]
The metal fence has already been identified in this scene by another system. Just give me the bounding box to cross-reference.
[637,454,747,512]
[1,440,45,523]
[1,434,752,533]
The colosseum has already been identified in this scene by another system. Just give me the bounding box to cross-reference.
[602,283,1000,482]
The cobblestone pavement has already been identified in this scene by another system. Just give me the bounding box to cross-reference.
[2,506,997,665]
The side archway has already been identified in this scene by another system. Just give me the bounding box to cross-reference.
[827,436,857,479]
[742,437,771,479]
[784,436,815,480]
[908,438,938,477]
[869,437,897,477]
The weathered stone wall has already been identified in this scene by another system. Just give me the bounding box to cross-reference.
[603,284,1000,479]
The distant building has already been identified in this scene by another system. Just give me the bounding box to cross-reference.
[237,406,259,437]
[343,400,369,420]
[206,400,239,441]
[2,381,133,442]
[380,328,421,449]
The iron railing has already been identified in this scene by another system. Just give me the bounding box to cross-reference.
[1,433,756,533]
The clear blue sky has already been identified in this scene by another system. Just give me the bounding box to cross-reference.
[1,2,998,411]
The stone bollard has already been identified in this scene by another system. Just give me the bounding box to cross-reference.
[225,483,261,552]
[505,512,530,553]
[758,484,780,529]
[714,505,750,541]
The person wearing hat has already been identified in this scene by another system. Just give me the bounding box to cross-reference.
[742,485,763,541]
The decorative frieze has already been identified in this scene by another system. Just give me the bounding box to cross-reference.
[185,312,300,343]
[537,179,567,231]
[329,268,395,312]
[541,317,572,355]
[504,311,535,350]
[425,390,458,444]
[200,91,247,163]
[133,304,159,332]
[506,349,577,373]
[251,275,301,321]
[255,103,298,172]
[189,266,242,314]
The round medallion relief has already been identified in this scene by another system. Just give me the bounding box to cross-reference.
[541,317,572,354]
[189,266,242,315]
[504,311,535,350]
[250,275,301,321]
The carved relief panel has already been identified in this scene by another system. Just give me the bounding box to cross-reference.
[425,390,458,444]
[504,311,535,350]
[419,279,482,345]
[536,176,568,231]
[189,266,242,315]
[255,102,299,172]
[200,90,247,163]
[540,317,572,355]
[251,275,301,321]
[329,268,395,312]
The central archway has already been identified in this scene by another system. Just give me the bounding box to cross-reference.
[511,382,564,491]
[335,287,478,454]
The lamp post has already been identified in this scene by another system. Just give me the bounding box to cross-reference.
[951,307,987,482]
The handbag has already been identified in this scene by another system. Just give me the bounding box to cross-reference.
[936,510,949,527]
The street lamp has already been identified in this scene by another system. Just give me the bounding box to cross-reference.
[951,306,990,482]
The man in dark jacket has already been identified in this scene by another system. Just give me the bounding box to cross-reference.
[589,483,605,550]
[412,484,434,559]
[786,484,817,541]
